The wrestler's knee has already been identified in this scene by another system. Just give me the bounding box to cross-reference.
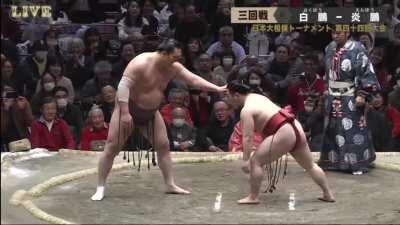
[155,138,170,151]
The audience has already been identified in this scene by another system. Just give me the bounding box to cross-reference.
[161,88,193,125]
[80,105,109,151]
[31,72,58,116]
[112,42,136,81]
[30,97,75,151]
[99,85,116,123]
[167,107,197,152]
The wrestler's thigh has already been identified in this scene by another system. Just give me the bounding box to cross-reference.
[254,124,295,165]
[138,111,169,151]
[106,107,133,151]
[289,121,315,170]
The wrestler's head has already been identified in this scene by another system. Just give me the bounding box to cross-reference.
[226,80,251,108]
[157,39,183,64]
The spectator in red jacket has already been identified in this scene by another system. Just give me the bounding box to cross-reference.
[80,105,109,151]
[30,97,75,151]
[160,88,193,125]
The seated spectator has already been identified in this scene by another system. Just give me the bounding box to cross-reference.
[1,86,34,152]
[80,106,109,151]
[1,58,17,89]
[130,32,145,54]
[43,29,62,59]
[212,51,237,85]
[118,1,154,41]
[65,37,95,91]
[83,27,107,62]
[62,0,95,23]
[99,84,116,123]
[161,88,193,125]
[228,121,263,152]
[194,53,219,84]
[175,4,207,45]
[54,86,84,145]
[112,42,136,81]
[81,60,116,107]
[370,46,394,94]
[183,38,204,72]
[31,72,57,116]
[386,23,400,75]
[30,97,75,151]
[197,100,235,152]
[35,57,75,103]
[15,40,49,99]
[244,68,270,97]
[386,104,400,151]
[188,89,212,129]
[140,0,160,35]
[167,107,197,152]
[287,54,325,114]
[207,26,246,64]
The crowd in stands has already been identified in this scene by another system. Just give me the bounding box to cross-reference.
[1,0,400,152]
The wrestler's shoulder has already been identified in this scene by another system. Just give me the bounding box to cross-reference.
[126,53,153,68]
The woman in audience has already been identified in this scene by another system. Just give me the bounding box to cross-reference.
[80,105,109,151]
[184,38,204,72]
[30,97,75,151]
[370,46,394,94]
[35,57,75,103]
[83,27,107,62]
[118,0,153,41]
[243,68,269,97]
[1,59,17,89]
[43,29,62,59]
[31,72,58,116]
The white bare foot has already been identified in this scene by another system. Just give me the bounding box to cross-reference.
[237,195,260,204]
[91,186,105,201]
[165,184,191,194]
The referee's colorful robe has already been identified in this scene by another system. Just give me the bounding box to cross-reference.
[319,40,380,172]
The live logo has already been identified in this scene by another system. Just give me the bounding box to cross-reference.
[10,5,52,18]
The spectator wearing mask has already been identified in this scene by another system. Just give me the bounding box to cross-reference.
[31,72,57,116]
[118,1,154,41]
[161,88,193,125]
[198,100,235,152]
[80,105,109,151]
[112,42,136,81]
[30,97,75,151]
[212,51,237,85]
[1,86,34,152]
[54,86,84,145]
[99,84,116,123]
[35,57,75,103]
[287,54,325,114]
[175,4,207,45]
[83,27,107,62]
[244,68,270,97]
[65,37,95,91]
[207,26,246,64]
[81,60,116,106]
[16,40,49,99]
[167,107,197,152]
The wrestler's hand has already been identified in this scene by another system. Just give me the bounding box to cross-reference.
[241,160,250,174]
[120,112,133,130]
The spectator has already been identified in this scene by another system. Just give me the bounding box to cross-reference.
[188,89,212,129]
[175,4,207,45]
[65,37,95,91]
[1,58,17,89]
[386,103,400,151]
[16,40,49,99]
[160,88,193,125]
[112,42,136,81]
[130,32,146,54]
[287,38,305,77]
[358,32,374,54]
[83,27,107,62]
[31,72,57,116]
[30,97,75,151]
[168,1,185,34]
[118,1,154,41]
[386,23,400,75]
[183,38,204,72]
[212,51,237,85]
[81,60,116,107]
[367,92,394,151]
[370,46,394,94]
[43,29,62,59]
[244,68,270,97]
[167,107,197,152]
[54,86,84,145]
[194,53,217,83]
[206,26,246,64]
[99,84,116,123]
[1,86,34,152]
[35,57,75,103]
[228,121,263,152]
[80,106,109,151]
[140,0,160,35]
[63,0,95,23]
[287,54,325,114]
[198,100,235,152]
[306,97,326,152]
